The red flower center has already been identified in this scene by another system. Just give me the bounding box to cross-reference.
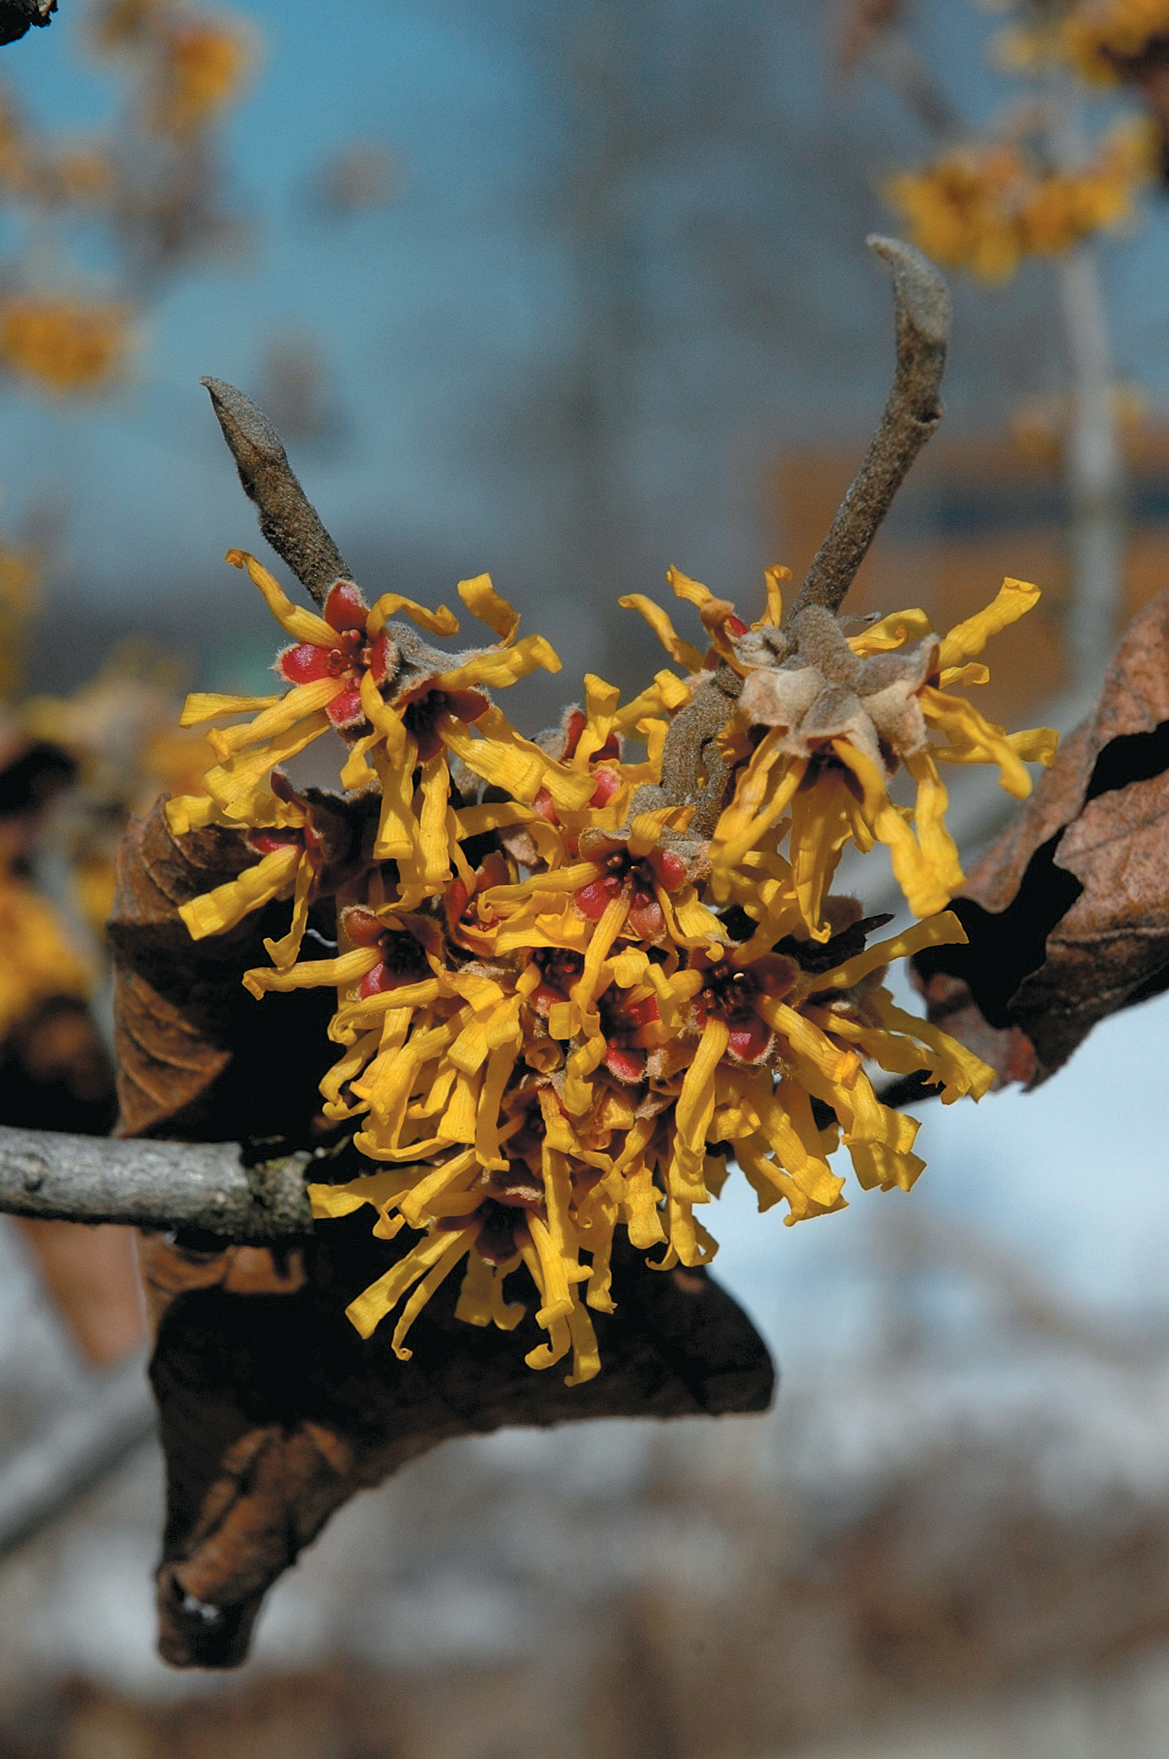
[695,961,771,1063]
[400,684,490,763]
[344,909,431,998]
[598,985,661,1083]
[275,581,396,733]
[530,947,585,1013]
[574,846,687,941]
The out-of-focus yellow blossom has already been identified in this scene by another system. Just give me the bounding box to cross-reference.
[150,19,252,135]
[0,295,133,395]
[885,119,1156,283]
[92,0,253,136]
[1022,118,1157,250]
[167,555,1038,1384]
[0,540,40,707]
[1063,0,1169,82]
[886,143,1029,283]
[0,873,93,1038]
[24,649,214,935]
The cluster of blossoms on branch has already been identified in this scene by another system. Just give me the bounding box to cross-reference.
[999,0,1169,84]
[163,540,1056,1385]
[885,116,1155,284]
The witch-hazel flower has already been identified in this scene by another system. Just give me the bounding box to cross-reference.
[709,575,1058,932]
[168,549,597,907]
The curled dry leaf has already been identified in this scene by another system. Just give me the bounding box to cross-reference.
[108,796,338,1142]
[111,795,775,1668]
[914,587,1169,1085]
[146,1219,774,1669]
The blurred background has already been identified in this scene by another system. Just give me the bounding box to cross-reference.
[3,0,1169,1754]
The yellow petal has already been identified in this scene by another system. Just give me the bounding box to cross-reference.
[367,593,459,638]
[179,691,281,727]
[849,608,935,655]
[457,571,520,642]
[308,1168,416,1220]
[261,849,314,970]
[618,594,705,672]
[754,564,789,631]
[436,632,559,693]
[201,711,333,816]
[227,548,337,646]
[815,910,967,992]
[178,844,301,942]
[165,794,220,834]
[790,769,856,940]
[667,565,714,610]
[206,676,340,756]
[244,945,380,999]
[344,1229,464,1341]
[936,576,1041,671]
[921,688,1035,798]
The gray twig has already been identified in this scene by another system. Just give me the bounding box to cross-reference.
[0,1351,155,1563]
[202,377,353,609]
[0,1126,314,1241]
[788,235,950,623]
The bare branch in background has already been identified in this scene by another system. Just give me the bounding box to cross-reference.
[0,1350,154,1563]
[788,235,950,622]
[0,1125,315,1240]
[838,0,959,137]
[201,377,353,608]
[0,0,55,46]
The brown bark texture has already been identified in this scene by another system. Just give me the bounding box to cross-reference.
[914,586,1169,1085]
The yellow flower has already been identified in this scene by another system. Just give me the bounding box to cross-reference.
[1020,119,1156,254]
[153,19,252,134]
[885,123,1156,285]
[0,871,94,1037]
[884,145,1029,284]
[710,577,1057,931]
[1061,0,1169,81]
[245,862,989,1384]
[168,552,1007,1385]
[0,295,133,395]
[170,552,595,906]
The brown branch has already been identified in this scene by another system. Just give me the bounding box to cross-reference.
[202,378,353,609]
[787,235,950,623]
[0,1125,315,1240]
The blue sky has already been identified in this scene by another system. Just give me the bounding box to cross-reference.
[2,0,1166,704]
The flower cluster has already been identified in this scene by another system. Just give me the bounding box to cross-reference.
[24,646,214,934]
[92,0,253,136]
[0,296,133,396]
[169,552,1056,1383]
[0,875,93,1040]
[885,120,1155,283]
[1000,0,1169,83]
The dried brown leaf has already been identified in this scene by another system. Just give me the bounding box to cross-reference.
[915,588,1169,1083]
[108,797,336,1141]
[146,1222,775,1669]
[110,799,775,1669]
